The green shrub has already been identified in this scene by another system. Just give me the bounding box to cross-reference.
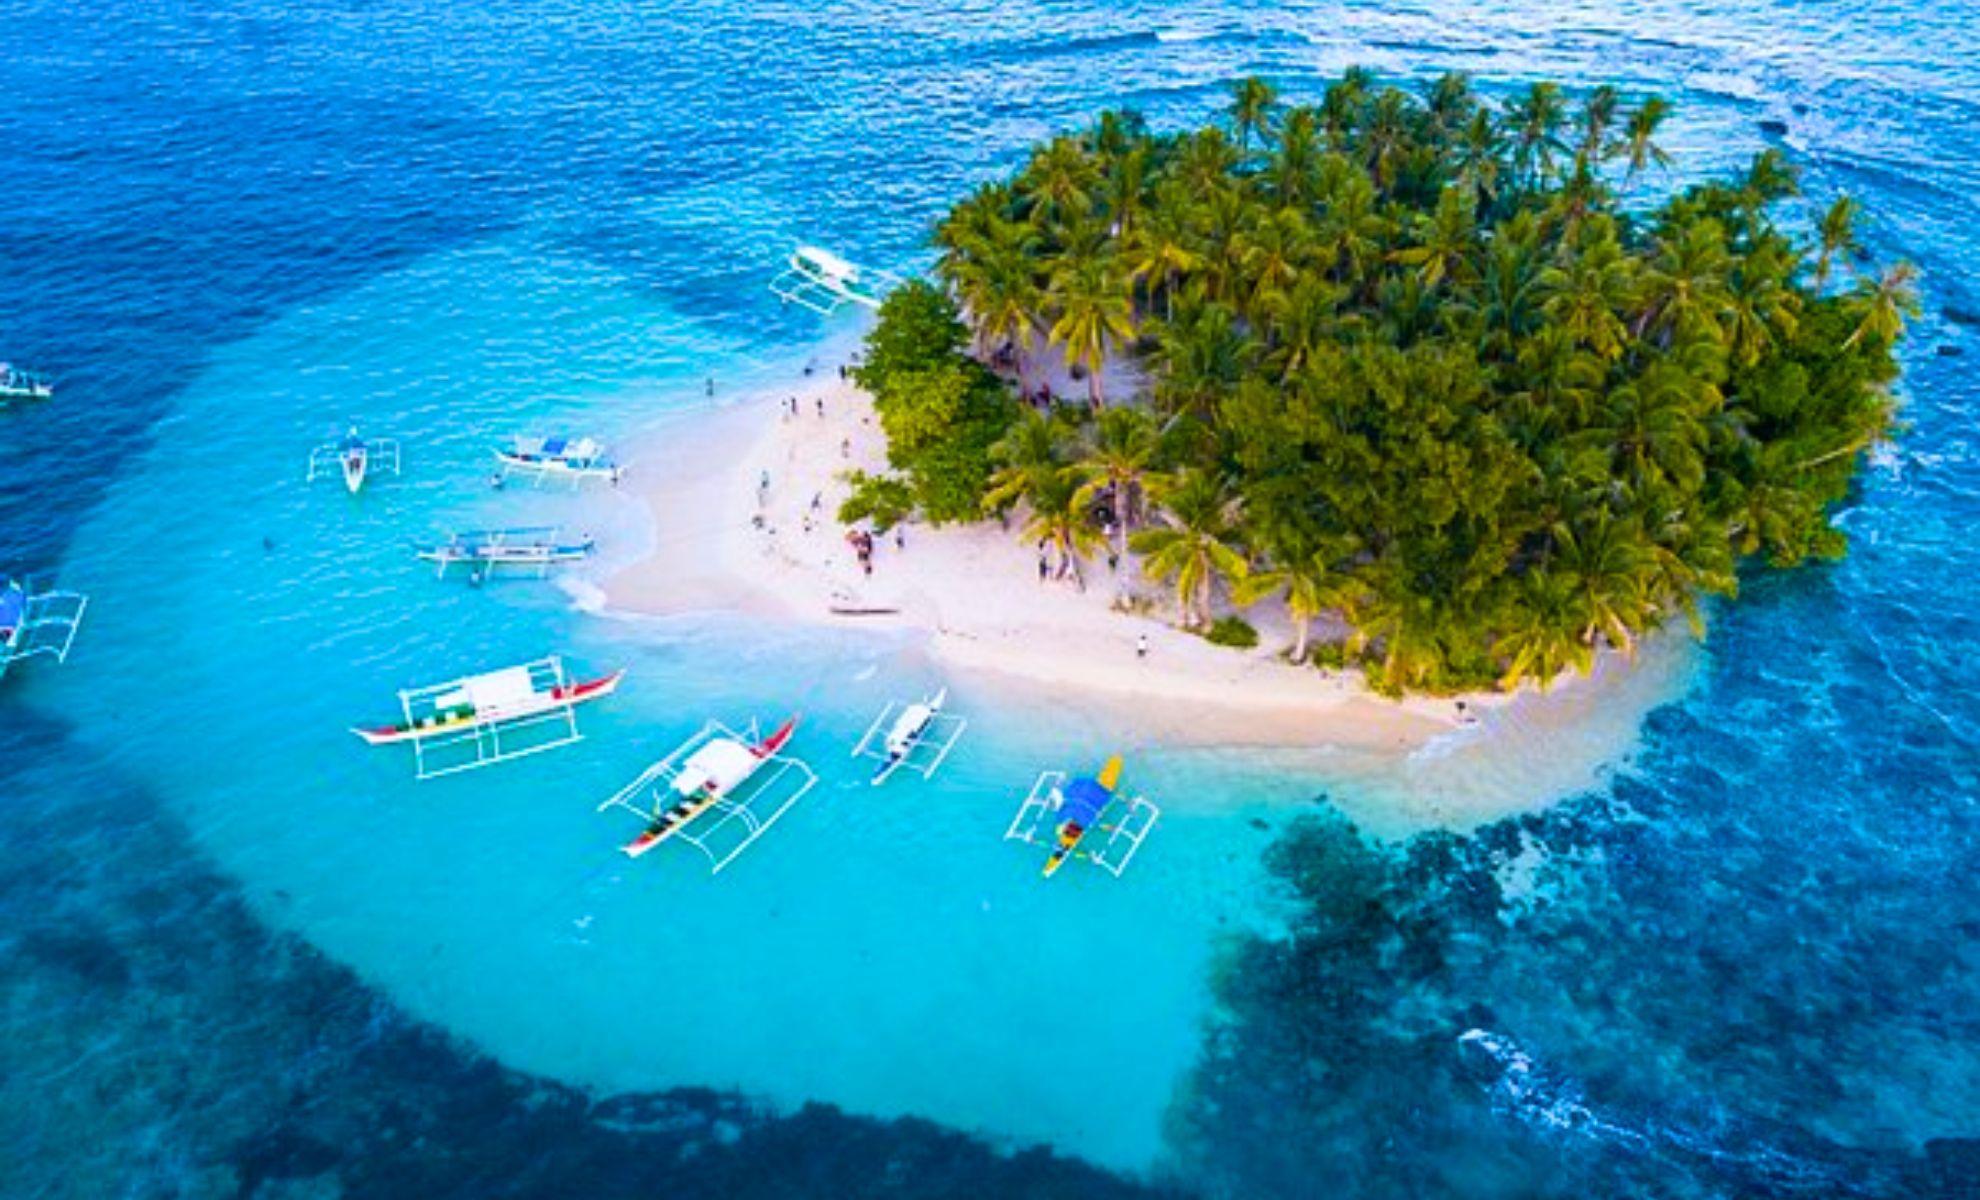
[1203,615,1259,649]
[838,471,916,531]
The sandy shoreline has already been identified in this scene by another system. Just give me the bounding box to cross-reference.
[603,369,1495,752]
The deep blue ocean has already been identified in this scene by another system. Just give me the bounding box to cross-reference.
[4,1,1980,1196]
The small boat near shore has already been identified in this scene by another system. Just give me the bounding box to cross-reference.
[308,426,400,494]
[768,245,903,316]
[852,688,966,785]
[352,656,623,778]
[414,526,596,581]
[1005,754,1161,879]
[0,364,53,404]
[0,576,88,683]
[494,435,621,486]
[598,716,816,873]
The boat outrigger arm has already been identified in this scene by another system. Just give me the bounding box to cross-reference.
[351,656,623,779]
[0,577,88,683]
[1003,756,1161,879]
[850,688,966,785]
[768,245,905,316]
[597,717,817,875]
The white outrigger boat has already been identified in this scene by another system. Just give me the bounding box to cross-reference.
[851,688,966,785]
[493,435,621,487]
[597,716,816,874]
[1004,754,1161,879]
[0,576,88,683]
[308,426,400,494]
[0,364,54,404]
[768,245,903,316]
[414,526,595,581]
[351,655,623,779]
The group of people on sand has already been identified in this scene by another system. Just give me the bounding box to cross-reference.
[846,529,877,576]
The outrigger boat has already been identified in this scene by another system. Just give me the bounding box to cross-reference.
[414,526,595,581]
[851,688,966,785]
[0,576,88,683]
[493,435,621,487]
[308,426,400,494]
[352,655,622,779]
[768,245,903,316]
[1004,754,1161,879]
[0,364,54,403]
[598,716,817,873]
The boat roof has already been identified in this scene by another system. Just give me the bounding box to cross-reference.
[1060,775,1114,826]
[453,665,542,710]
[0,582,23,631]
[797,245,857,278]
[675,738,758,794]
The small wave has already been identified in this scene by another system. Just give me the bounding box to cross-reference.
[558,577,609,614]
[1155,27,1218,44]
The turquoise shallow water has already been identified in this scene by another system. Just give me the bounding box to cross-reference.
[5,0,1980,1196]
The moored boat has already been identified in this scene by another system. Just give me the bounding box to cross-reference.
[621,716,798,858]
[414,526,596,580]
[0,364,53,403]
[493,435,621,486]
[352,666,623,745]
[1041,755,1123,877]
[873,688,944,784]
[308,426,400,494]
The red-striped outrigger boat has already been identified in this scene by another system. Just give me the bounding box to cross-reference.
[352,656,622,778]
[598,716,816,873]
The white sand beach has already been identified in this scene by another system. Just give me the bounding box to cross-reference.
[605,369,1496,752]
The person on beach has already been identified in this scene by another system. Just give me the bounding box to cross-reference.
[811,491,822,512]
[1037,554,1049,583]
[894,526,904,550]
[758,469,770,507]
[840,436,851,459]
[1137,634,1149,660]
[816,396,825,418]
[706,376,714,397]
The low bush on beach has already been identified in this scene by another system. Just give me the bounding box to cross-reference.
[1204,615,1260,649]
[838,470,915,531]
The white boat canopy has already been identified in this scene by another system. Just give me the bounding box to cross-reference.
[768,244,905,316]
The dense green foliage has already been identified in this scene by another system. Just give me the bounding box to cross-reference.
[848,281,1019,525]
[876,69,1912,694]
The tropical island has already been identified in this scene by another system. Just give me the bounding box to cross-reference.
[835,70,1911,696]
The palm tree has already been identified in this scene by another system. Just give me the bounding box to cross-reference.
[1021,466,1108,590]
[1229,76,1280,157]
[1233,539,1362,662]
[1576,85,1621,164]
[1813,194,1861,290]
[1132,469,1249,628]
[1236,206,1310,319]
[1619,96,1673,192]
[1017,135,1099,232]
[1073,407,1161,565]
[1552,515,1655,653]
[1046,252,1137,407]
[1504,82,1570,191]
[1491,569,1595,690]
[1536,224,1633,359]
[1634,218,1733,345]
[1393,184,1478,291]
[1149,300,1251,419]
[1842,260,1919,350]
[1269,106,1325,209]
[1722,241,1800,366]
[982,408,1069,515]
[1123,191,1202,321]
